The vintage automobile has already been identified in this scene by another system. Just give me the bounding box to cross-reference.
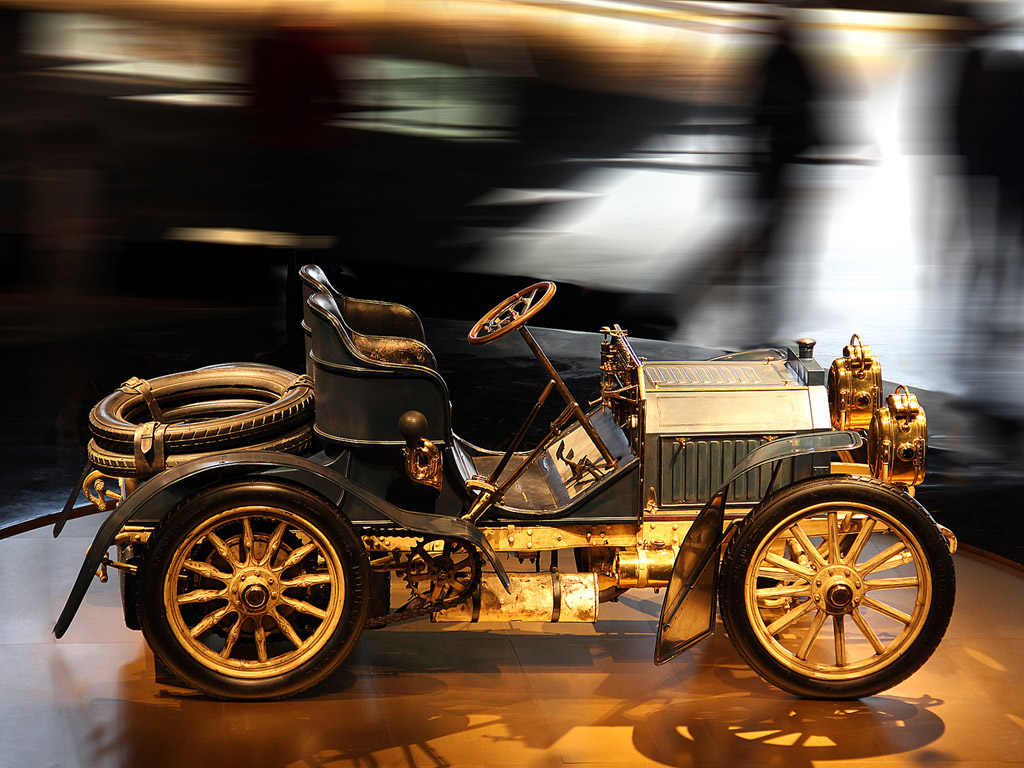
[53,265,956,701]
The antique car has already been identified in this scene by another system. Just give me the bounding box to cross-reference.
[53,265,956,701]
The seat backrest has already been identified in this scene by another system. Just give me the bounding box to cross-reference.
[307,291,450,445]
[300,263,425,336]
[299,263,427,377]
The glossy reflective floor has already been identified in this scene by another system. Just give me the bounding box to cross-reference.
[2,511,1022,768]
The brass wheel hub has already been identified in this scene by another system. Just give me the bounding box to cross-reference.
[811,567,864,616]
[233,569,277,613]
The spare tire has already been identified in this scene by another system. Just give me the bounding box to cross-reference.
[88,363,314,478]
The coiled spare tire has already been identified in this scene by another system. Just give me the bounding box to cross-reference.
[88,363,314,478]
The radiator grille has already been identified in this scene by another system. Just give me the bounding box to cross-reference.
[660,436,811,504]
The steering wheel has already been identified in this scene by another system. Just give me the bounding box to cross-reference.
[468,282,556,345]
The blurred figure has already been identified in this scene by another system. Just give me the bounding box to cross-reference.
[936,7,1024,466]
[736,17,824,343]
[952,29,1024,333]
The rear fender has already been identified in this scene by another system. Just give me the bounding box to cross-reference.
[54,450,508,638]
[655,430,863,664]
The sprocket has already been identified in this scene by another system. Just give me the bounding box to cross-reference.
[401,538,481,611]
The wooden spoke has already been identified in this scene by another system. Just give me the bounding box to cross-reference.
[861,596,913,626]
[827,513,841,566]
[756,583,812,601]
[207,532,240,570]
[271,609,305,649]
[279,542,317,572]
[220,616,243,659]
[864,576,920,591]
[241,518,255,566]
[796,609,829,661]
[279,596,327,620]
[254,622,268,663]
[765,552,816,581]
[789,524,828,569]
[183,559,232,583]
[834,615,847,667]
[851,607,887,655]
[177,588,226,605]
[859,542,910,577]
[766,598,815,636]
[189,604,233,638]
[844,518,876,566]
[282,573,332,590]
[259,523,288,567]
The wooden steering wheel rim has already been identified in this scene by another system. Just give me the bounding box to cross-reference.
[467,282,557,345]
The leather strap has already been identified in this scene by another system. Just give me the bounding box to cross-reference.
[133,422,168,478]
[120,376,164,422]
[551,572,561,623]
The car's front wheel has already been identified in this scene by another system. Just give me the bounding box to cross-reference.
[719,475,955,699]
[136,480,368,700]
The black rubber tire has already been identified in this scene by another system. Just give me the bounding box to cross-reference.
[136,481,368,700]
[719,475,955,699]
[89,363,313,453]
[87,425,313,478]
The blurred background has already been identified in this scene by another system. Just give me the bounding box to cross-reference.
[1,0,1022,561]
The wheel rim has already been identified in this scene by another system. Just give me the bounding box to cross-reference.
[744,501,933,681]
[163,505,346,679]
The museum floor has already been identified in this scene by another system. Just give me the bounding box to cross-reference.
[1,511,1022,768]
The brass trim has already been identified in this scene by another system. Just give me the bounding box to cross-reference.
[404,438,443,492]
[83,471,137,512]
[114,525,152,546]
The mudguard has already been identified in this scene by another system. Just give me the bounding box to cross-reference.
[655,430,864,664]
[53,450,509,638]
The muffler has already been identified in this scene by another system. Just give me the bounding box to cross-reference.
[432,572,599,623]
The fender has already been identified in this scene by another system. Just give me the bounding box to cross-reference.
[655,430,864,664]
[53,450,509,638]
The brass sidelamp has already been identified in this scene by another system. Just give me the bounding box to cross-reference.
[867,385,927,486]
[828,334,882,430]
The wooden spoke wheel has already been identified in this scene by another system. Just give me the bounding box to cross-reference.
[720,476,955,699]
[137,481,368,700]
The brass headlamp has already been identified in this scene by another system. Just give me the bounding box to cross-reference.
[867,385,927,486]
[828,334,882,430]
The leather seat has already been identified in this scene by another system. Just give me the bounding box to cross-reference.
[306,290,450,445]
[307,292,436,369]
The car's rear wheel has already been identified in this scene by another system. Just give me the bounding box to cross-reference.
[137,481,368,700]
[719,475,955,699]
